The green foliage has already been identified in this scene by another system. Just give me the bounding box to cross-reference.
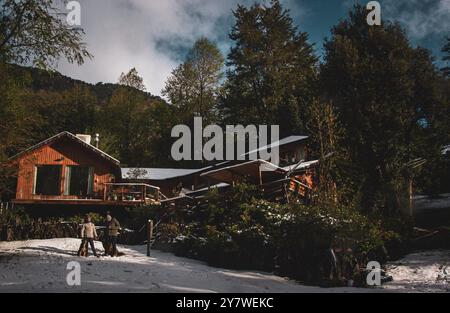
[0,0,92,68]
[67,212,103,225]
[171,184,406,283]
[163,37,224,124]
[126,204,162,230]
[320,5,449,213]
[0,207,31,225]
[118,68,146,91]
[157,223,180,243]
[221,0,317,136]
[441,37,450,77]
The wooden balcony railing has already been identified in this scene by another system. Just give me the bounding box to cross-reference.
[102,183,162,204]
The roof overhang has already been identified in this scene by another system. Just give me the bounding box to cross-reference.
[200,159,287,185]
[9,131,120,166]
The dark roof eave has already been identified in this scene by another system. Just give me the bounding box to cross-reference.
[9,131,120,166]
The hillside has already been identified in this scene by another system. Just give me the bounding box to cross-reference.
[8,64,164,105]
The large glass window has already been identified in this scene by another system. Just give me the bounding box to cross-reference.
[65,166,93,196]
[34,165,62,195]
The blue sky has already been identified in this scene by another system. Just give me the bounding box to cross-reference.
[57,0,450,96]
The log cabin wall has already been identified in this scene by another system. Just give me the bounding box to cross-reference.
[15,138,119,200]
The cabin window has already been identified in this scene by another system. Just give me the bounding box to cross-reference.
[34,165,62,195]
[64,166,94,197]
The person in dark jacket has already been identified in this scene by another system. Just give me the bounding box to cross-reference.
[105,211,120,255]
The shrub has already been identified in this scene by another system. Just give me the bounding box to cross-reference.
[170,184,406,285]
[67,212,103,225]
[157,223,180,243]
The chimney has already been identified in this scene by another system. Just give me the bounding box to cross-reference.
[76,134,92,145]
[94,133,100,148]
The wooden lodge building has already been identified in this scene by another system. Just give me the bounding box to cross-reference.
[9,131,318,211]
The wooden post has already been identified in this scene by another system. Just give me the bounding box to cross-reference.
[408,176,414,218]
[258,163,263,186]
[147,219,153,257]
[284,183,290,203]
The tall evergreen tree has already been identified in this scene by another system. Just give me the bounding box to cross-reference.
[441,37,450,77]
[321,5,446,214]
[221,0,317,136]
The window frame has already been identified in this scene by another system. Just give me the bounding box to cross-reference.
[33,165,62,196]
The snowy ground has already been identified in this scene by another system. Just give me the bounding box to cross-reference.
[382,250,450,293]
[0,238,448,293]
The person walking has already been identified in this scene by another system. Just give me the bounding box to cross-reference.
[79,214,99,257]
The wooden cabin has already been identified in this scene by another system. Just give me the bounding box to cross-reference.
[10,132,160,207]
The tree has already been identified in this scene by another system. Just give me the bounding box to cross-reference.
[32,84,97,136]
[306,98,342,205]
[118,67,146,91]
[0,0,92,68]
[320,5,446,214]
[99,68,155,166]
[441,37,450,77]
[163,37,224,123]
[221,0,317,136]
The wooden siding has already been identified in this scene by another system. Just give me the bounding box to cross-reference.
[15,138,119,201]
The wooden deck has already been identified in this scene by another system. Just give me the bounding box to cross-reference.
[11,198,155,206]
[12,183,163,207]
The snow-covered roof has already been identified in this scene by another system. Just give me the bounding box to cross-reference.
[121,167,211,180]
[9,131,120,165]
[243,135,308,156]
[184,183,230,196]
[282,159,319,172]
[200,159,287,178]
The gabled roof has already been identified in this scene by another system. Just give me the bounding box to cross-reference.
[9,131,120,165]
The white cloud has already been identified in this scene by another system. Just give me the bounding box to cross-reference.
[56,0,255,96]
[56,0,310,96]
[382,0,450,40]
